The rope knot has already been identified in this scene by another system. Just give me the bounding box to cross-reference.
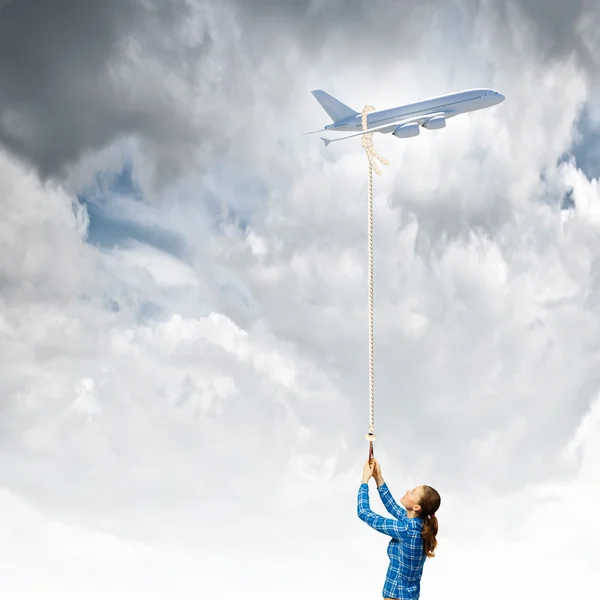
[361,105,389,176]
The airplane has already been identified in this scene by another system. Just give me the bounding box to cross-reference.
[308,88,505,146]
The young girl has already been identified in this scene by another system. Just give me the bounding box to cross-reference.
[357,459,440,600]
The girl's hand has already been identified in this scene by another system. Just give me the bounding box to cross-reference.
[373,459,384,486]
[361,460,374,483]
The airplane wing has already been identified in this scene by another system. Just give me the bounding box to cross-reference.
[320,112,446,146]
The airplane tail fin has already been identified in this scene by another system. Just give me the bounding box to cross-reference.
[311,89,358,123]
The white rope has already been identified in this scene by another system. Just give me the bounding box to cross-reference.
[360,105,389,451]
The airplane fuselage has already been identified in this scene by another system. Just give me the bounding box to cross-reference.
[325,88,505,132]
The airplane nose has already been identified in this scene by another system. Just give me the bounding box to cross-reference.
[497,93,505,103]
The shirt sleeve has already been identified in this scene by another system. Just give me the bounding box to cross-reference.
[377,482,407,519]
[357,483,410,540]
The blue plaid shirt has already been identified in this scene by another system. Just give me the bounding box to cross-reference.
[357,482,426,599]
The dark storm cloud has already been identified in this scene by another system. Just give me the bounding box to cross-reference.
[0,0,207,178]
[230,0,599,70]
[1,0,598,178]
[227,0,445,60]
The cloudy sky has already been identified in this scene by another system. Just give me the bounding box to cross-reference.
[1,0,600,598]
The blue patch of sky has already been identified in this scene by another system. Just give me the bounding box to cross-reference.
[550,104,600,212]
[570,105,600,181]
[76,155,268,324]
[78,156,269,253]
[561,188,575,210]
[78,160,188,258]
[539,164,575,211]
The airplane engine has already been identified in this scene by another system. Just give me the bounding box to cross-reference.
[392,123,420,138]
[422,115,446,130]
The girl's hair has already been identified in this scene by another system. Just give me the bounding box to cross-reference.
[419,485,441,558]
